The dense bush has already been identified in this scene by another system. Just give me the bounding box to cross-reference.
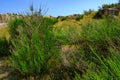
[0,37,10,57]
[9,7,60,76]
[60,16,67,21]
[80,17,120,57]
[43,17,58,24]
[75,15,83,21]
[8,18,25,38]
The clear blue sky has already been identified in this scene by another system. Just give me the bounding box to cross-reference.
[0,0,118,17]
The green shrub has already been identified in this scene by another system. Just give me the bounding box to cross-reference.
[44,17,58,24]
[0,37,10,57]
[80,17,120,57]
[75,15,83,21]
[8,18,25,38]
[10,7,60,76]
[61,16,67,21]
[73,17,120,79]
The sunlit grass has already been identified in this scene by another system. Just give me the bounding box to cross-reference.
[0,27,10,40]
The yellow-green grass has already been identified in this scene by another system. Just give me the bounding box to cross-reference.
[0,27,10,40]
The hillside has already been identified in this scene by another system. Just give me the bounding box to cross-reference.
[0,3,120,79]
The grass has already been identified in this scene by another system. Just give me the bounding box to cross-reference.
[0,9,120,80]
[9,7,61,79]
[0,27,10,40]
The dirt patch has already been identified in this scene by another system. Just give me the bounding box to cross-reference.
[0,23,7,28]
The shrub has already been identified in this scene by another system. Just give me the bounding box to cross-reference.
[73,16,120,79]
[43,17,58,24]
[61,16,67,21]
[75,15,83,21]
[80,17,120,57]
[8,18,25,38]
[84,9,94,15]
[9,6,60,76]
[0,37,10,57]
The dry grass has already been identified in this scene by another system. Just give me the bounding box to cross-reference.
[0,27,10,40]
[54,19,80,27]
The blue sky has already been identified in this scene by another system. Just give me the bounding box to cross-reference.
[0,0,118,17]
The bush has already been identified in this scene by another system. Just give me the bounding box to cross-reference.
[61,16,67,21]
[73,16,120,79]
[75,15,83,21]
[43,17,58,24]
[80,17,120,57]
[8,18,25,38]
[0,37,10,57]
[9,7,60,76]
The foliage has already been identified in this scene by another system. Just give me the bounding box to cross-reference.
[9,6,60,76]
[6,4,120,79]
[84,9,94,15]
[43,17,58,25]
[80,17,120,57]
[8,18,25,38]
[53,24,81,45]
[74,47,120,80]
[73,16,120,79]
[57,16,67,21]
[0,37,10,57]
[75,15,83,21]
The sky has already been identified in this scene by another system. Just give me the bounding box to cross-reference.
[0,0,118,17]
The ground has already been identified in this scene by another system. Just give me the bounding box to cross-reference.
[0,57,12,80]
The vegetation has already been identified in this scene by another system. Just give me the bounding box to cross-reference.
[0,37,10,57]
[75,15,83,21]
[9,7,60,78]
[0,27,10,39]
[74,16,120,79]
[0,3,120,80]
[0,27,10,57]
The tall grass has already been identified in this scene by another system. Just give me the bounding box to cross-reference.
[80,17,120,57]
[7,6,120,79]
[9,6,60,77]
[74,47,120,80]
[73,16,120,79]
[53,24,81,44]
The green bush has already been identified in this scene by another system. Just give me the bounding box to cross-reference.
[75,15,83,21]
[80,17,120,56]
[61,16,67,21]
[73,17,120,79]
[0,37,10,57]
[44,17,58,24]
[10,7,60,76]
[8,18,25,38]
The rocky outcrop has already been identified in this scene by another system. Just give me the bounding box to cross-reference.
[99,8,119,16]
[0,14,11,23]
